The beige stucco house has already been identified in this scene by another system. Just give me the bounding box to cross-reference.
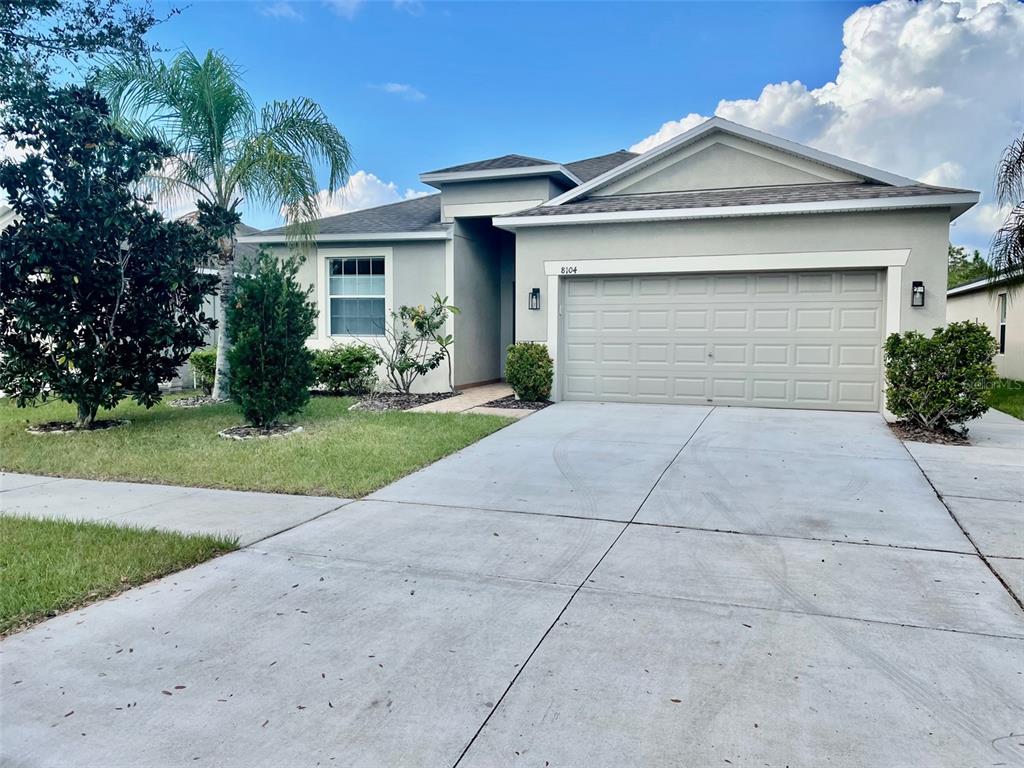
[947,277,1021,380]
[242,117,978,412]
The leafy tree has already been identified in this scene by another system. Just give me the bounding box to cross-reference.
[1,0,160,90]
[947,244,992,288]
[94,49,352,400]
[991,132,1024,290]
[0,86,217,428]
[226,250,317,427]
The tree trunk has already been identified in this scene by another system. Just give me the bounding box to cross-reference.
[75,403,98,430]
[210,235,236,401]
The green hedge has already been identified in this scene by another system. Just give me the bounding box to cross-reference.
[311,344,381,395]
[505,342,553,402]
[884,320,997,432]
[189,348,217,395]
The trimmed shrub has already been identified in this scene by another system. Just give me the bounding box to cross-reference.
[226,250,317,427]
[189,348,217,395]
[312,344,381,395]
[884,320,998,432]
[506,342,553,402]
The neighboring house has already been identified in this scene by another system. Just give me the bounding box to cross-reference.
[164,218,261,391]
[241,116,979,412]
[0,205,19,232]
[947,277,1021,380]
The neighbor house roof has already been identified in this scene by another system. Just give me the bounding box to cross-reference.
[244,193,449,242]
[947,275,1010,297]
[496,181,979,228]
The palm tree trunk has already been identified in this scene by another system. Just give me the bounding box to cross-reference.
[211,236,236,400]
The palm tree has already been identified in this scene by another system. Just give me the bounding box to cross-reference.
[992,133,1024,290]
[94,49,351,399]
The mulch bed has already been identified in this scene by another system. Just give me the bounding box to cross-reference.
[889,421,970,445]
[481,395,552,411]
[167,395,222,408]
[26,419,130,435]
[218,424,304,441]
[351,391,460,412]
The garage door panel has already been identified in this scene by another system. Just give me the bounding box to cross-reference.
[562,269,883,411]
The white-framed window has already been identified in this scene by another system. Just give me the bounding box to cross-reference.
[328,256,386,336]
[997,292,1007,354]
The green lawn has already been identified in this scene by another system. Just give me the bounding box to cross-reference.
[0,395,511,497]
[0,515,236,635]
[989,378,1024,420]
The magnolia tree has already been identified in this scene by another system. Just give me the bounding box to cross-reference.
[0,86,217,428]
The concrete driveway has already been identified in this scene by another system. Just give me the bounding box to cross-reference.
[2,403,1022,767]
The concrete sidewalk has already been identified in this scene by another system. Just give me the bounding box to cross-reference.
[0,473,349,546]
[902,408,1024,602]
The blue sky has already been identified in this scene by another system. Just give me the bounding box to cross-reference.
[149,1,861,229]
[144,0,1022,249]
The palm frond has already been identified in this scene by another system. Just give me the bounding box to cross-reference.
[996,134,1024,206]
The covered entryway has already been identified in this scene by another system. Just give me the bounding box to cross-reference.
[560,269,885,411]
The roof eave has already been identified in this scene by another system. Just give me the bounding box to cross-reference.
[419,164,582,188]
[238,230,452,244]
[494,192,980,231]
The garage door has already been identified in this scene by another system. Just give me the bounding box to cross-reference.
[561,269,885,411]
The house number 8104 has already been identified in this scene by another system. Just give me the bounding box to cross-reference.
[560,265,579,275]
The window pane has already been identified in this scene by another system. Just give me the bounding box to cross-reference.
[371,258,384,275]
[330,261,345,276]
[330,297,385,335]
[343,259,357,275]
[999,294,1007,322]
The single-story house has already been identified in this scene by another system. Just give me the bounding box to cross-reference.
[241,116,979,412]
[947,276,1021,380]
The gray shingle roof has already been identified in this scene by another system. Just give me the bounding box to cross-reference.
[425,154,557,175]
[565,150,637,182]
[256,194,444,236]
[507,182,973,217]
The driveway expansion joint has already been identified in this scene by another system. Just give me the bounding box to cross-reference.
[450,407,716,767]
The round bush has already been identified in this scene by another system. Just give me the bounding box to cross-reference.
[312,344,381,395]
[505,342,553,402]
[884,320,998,432]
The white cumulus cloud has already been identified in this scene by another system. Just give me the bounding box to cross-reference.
[261,2,303,21]
[291,170,430,219]
[629,0,1024,249]
[324,0,363,20]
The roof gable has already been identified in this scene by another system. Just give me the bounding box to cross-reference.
[594,135,861,197]
[545,117,920,208]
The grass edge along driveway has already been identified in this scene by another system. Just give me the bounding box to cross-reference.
[0,395,512,498]
[0,515,237,635]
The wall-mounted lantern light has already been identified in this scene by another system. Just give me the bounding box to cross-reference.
[528,287,541,311]
[911,281,925,308]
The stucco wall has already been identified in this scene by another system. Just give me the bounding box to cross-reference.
[596,135,860,196]
[948,288,1024,380]
[453,219,502,386]
[439,177,554,210]
[512,208,952,344]
[276,240,451,393]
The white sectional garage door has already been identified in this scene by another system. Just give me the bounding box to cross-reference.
[561,269,885,411]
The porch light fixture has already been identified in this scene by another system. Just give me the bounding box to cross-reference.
[528,287,541,311]
[911,281,925,308]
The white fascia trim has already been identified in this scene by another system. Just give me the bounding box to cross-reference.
[542,249,910,277]
[947,276,1004,297]
[419,164,582,186]
[238,230,451,244]
[496,193,979,230]
[544,116,920,208]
